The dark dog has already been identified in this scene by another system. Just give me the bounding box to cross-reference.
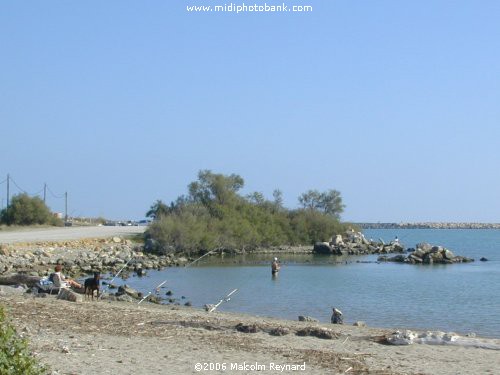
[84,272,100,300]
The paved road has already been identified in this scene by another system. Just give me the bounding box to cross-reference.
[0,226,147,244]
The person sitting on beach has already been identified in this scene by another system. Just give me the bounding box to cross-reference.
[331,307,343,324]
[271,257,281,275]
[53,264,82,289]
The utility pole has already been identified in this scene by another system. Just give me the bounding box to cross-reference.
[43,183,47,204]
[6,174,9,208]
[64,192,68,222]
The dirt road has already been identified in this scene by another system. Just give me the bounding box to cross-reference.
[0,226,146,244]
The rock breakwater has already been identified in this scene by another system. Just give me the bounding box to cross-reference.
[378,242,474,264]
[0,237,184,279]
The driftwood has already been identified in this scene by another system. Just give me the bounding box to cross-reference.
[0,274,41,287]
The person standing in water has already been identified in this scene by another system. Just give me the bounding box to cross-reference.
[271,257,280,276]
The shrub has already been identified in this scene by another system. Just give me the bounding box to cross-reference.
[0,305,47,375]
[0,194,62,226]
[145,170,351,253]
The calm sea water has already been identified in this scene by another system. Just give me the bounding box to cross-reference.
[111,229,500,338]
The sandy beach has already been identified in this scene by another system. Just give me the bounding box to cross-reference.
[2,292,499,375]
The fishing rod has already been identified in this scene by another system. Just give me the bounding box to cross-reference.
[136,250,218,305]
[184,249,218,268]
[208,288,238,312]
[138,279,168,305]
[98,257,134,300]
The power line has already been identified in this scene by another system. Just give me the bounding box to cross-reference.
[2,175,67,213]
[8,175,44,197]
[9,175,28,194]
[46,185,65,199]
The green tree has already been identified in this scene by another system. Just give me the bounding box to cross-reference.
[290,209,345,244]
[298,189,345,219]
[272,189,284,211]
[188,170,244,217]
[0,194,60,226]
[146,200,169,220]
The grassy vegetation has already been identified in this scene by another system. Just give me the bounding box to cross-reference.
[0,305,48,375]
[146,170,353,255]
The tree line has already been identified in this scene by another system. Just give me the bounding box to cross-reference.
[145,170,353,254]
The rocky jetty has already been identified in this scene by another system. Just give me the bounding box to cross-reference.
[358,222,500,229]
[377,242,474,264]
[313,231,405,256]
[0,237,184,279]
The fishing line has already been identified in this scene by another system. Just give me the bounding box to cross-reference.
[98,257,134,300]
[136,249,219,305]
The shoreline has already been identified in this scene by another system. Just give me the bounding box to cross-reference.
[2,292,499,375]
[358,223,500,229]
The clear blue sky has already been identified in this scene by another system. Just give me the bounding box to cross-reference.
[1,1,499,222]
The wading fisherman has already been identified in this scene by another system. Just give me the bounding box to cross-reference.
[271,257,280,276]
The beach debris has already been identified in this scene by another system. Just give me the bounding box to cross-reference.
[296,327,337,340]
[269,326,290,336]
[384,330,500,350]
[298,315,318,322]
[235,323,260,333]
[353,321,366,327]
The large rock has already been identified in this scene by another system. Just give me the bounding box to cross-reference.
[0,285,27,296]
[413,249,427,258]
[443,249,455,260]
[388,255,406,262]
[0,274,40,287]
[57,288,83,303]
[313,242,332,254]
[116,285,140,299]
[416,243,433,252]
[332,235,344,246]
[409,254,423,263]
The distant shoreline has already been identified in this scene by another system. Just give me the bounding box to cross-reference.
[357,223,500,229]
